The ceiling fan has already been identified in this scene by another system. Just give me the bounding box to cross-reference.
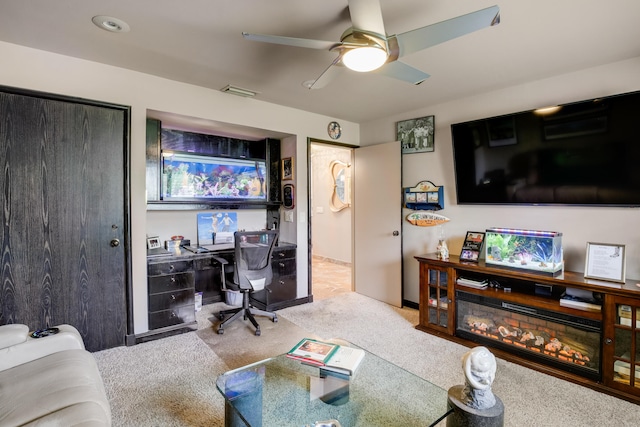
[242,0,500,89]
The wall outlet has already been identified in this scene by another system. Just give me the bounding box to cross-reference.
[284,211,294,222]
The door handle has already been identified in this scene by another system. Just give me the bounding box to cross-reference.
[110,238,120,247]
[393,230,400,236]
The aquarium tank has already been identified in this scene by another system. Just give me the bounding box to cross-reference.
[485,228,563,276]
[161,151,267,200]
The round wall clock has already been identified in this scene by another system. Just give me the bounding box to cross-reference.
[328,121,342,140]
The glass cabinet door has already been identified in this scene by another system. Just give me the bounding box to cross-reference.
[611,302,640,388]
[604,294,640,398]
[426,267,449,329]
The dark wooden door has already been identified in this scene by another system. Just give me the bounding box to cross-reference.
[0,87,130,351]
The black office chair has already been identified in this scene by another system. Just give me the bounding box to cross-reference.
[214,230,279,336]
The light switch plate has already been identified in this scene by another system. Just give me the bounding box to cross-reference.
[285,211,294,222]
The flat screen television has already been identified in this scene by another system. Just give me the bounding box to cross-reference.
[161,151,267,201]
[451,90,640,206]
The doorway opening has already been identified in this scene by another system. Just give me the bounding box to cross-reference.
[308,140,355,301]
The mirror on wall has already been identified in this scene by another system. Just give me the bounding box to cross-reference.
[329,160,351,212]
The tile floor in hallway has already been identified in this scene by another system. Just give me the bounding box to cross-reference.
[311,255,352,300]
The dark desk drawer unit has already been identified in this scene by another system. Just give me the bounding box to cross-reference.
[147,260,196,330]
[148,260,192,276]
[251,246,297,311]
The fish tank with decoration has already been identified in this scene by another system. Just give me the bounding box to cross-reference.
[485,228,563,276]
[161,151,267,201]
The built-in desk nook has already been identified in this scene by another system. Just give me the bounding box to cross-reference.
[415,253,640,405]
[146,242,297,335]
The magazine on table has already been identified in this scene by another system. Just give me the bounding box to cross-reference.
[286,338,365,376]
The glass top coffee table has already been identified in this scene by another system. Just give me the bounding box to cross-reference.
[216,341,450,427]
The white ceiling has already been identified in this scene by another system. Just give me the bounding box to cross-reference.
[1,0,639,124]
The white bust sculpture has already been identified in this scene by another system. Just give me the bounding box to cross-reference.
[461,346,497,409]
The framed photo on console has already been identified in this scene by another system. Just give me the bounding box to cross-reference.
[460,231,485,262]
[585,242,626,283]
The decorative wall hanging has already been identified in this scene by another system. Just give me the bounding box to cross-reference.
[405,212,450,227]
[397,115,435,154]
[329,160,350,212]
[282,157,294,180]
[404,180,444,211]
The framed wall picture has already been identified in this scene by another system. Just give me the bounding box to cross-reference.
[282,157,294,181]
[398,115,435,154]
[460,231,485,262]
[584,242,626,283]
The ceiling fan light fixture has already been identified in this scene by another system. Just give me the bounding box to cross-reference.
[342,47,388,72]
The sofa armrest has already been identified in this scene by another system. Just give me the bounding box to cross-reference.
[0,324,85,371]
[0,324,29,349]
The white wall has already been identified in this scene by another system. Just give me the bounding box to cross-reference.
[361,57,640,303]
[0,41,360,333]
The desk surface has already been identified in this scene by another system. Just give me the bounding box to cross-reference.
[216,342,449,427]
[147,242,296,262]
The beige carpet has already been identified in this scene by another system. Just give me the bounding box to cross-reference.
[92,294,640,426]
[196,312,320,370]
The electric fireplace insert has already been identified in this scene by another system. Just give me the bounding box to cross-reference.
[456,290,602,380]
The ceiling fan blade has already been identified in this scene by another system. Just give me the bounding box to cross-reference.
[374,61,430,85]
[393,5,500,58]
[347,0,386,35]
[308,56,344,89]
[242,32,338,50]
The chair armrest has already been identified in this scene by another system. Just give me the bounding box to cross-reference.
[0,324,85,371]
[211,255,229,265]
[211,255,232,291]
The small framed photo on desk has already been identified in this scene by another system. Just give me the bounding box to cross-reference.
[147,236,161,250]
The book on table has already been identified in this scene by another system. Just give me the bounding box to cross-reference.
[286,338,365,376]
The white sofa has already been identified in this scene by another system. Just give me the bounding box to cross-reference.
[0,324,111,426]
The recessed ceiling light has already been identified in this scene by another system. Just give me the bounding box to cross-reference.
[92,15,130,33]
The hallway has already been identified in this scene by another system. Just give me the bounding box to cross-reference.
[311,256,352,301]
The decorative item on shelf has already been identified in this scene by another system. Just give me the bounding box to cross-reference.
[327,121,342,140]
[584,242,626,283]
[397,115,434,154]
[436,225,449,260]
[406,212,450,227]
[485,228,563,276]
[460,231,486,263]
[404,180,444,211]
[282,157,294,181]
[329,160,351,212]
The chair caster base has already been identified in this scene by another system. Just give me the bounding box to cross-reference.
[255,328,261,336]
[273,316,278,323]
[217,328,224,335]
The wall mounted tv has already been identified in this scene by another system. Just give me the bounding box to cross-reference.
[451,90,640,207]
[161,151,267,201]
